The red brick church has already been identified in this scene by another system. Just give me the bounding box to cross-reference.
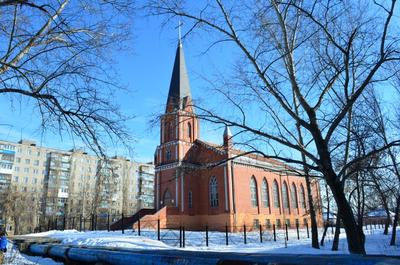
[141,40,323,231]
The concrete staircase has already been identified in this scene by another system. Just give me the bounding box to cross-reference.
[110,208,157,231]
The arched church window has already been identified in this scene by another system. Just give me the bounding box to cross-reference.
[209,176,219,207]
[250,176,258,207]
[163,189,173,206]
[262,178,270,208]
[168,123,173,139]
[282,181,290,209]
[291,183,298,209]
[166,148,171,160]
[188,190,193,208]
[273,180,280,208]
[188,122,192,139]
[299,184,307,209]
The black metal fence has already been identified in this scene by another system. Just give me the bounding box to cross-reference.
[37,214,392,248]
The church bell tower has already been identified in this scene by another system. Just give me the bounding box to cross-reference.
[154,39,199,210]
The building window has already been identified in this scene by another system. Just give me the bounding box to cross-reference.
[188,191,193,208]
[34,160,39,166]
[250,176,258,207]
[273,180,280,208]
[166,149,171,160]
[168,123,173,140]
[262,178,269,208]
[162,189,173,206]
[291,183,298,209]
[299,184,307,209]
[276,219,282,228]
[282,181,289,209]
[16,157,21,163]
[253,219,259,228]
[265,219,271,229]
[188,122,192,139]
[209,176,219,207]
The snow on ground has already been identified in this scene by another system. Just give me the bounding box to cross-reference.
[3,242,62,265]
[21,227,400,256]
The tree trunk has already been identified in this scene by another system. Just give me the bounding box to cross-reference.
[293,91,319,249]
[332,211,341,251]
[328,177,365,254]
[305,175,319,248]
[320,223,328,247]
[390,196,400,246]
[384,215,390,235]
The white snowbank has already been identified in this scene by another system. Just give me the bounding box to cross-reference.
[21,227,400,256]
[4,242,62,265]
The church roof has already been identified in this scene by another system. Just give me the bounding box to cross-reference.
[166,41,192,112]
[223,126,232,137]
[194,139,305,176]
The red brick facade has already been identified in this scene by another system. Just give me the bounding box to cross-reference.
[142,42,323,231]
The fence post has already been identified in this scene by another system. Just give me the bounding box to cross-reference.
[243,224,247,244]
[138,216,141,236]
[306,222,310,238]
[63,215,66,230]
[259,224,263,243]
[90,215,92,231]
[273,224,276,241]
[285,224,289,241]
[107,213,110,232]
[370,221,372,230]
[183,226,185,248]
[374,221,377,229]
[179,226,182,248]
[157,219,160,241]
[94,214,97,231]
[79,215,82,232]
[121,213,125,234]
[47,218,51,231]
[206,225,209,247]
[225,224,229,246]
[296,223,300,240]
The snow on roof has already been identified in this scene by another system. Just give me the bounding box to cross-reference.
[366,209,395,218]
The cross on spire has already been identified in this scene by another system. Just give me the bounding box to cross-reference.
[178,20,183,47]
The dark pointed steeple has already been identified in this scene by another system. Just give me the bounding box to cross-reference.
[165,40,192,113]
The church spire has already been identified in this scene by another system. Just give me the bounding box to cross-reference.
[165,38,192,113]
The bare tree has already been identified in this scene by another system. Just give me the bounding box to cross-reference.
[146,0,400,254]
[0,0,135,155]
[3,185,41,235]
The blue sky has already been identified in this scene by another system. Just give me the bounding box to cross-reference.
[1,3,398,164]
[0,13,234,162]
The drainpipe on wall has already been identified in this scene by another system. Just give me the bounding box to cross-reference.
[230,160,236,227]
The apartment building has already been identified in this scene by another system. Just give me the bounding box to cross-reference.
[0,139,154,235]
[136,164,155,210]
